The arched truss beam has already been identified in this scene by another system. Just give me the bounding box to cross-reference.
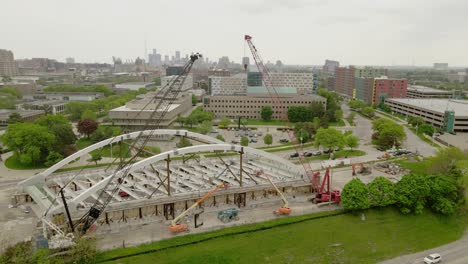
[49,143,302,214]
[18,129,224,189]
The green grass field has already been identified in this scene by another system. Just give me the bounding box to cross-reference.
[98,208,465,264]
[4,155,48,170]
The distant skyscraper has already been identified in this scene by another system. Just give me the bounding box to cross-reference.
[0,49,19,77]
[323,60,340,75]
[148,49,162,66]
[175,51,181,62]
[65,57,75,64]
[218,56,230,68]
[164,55,169,63]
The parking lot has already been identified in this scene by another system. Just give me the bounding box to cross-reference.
[210,126,292,148]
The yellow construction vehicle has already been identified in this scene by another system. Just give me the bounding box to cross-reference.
[254,170,292,215]
[168,182,228,233]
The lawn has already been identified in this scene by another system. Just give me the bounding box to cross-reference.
[90,144,131,158]
[4,155,48,170]
[76,138,94,150]
[395,159,431,174]
[329,119,346,127]
[98,207,465,264]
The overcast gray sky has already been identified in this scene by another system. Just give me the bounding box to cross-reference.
[1,0,467,66]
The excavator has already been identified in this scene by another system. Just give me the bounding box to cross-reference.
[352,163,372,176]
[254,170,292,215]
[168,182,228,233]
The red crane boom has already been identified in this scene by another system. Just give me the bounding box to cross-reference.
[244,35,316,184]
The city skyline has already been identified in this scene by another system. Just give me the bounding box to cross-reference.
[1,0,468,66]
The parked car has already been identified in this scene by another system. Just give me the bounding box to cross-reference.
[235,132,240,137]
[257,132,263,136]
[434,132,441,137]
[231,140,239,144]
[303,152,313,157]
[250,138,258,143]
[312,150,322,156]
[279,139,289,143]
[290,152,299,158]
[376,146,387,151]
[323,149,331,154]
[424,253,441,264]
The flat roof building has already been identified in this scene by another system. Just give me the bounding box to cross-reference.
[0,49,19,77]
[203,87,326,120]
[385,98,468,132]
[407,85,454,99]
[0,109,44,126]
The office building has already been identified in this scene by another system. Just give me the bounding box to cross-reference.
[322,60,339,75]
[203,87,326,120]
[407,86,454,99]
[385,98,468,132]
[0,109,43,126]
[175,51,181,62]
[336,66,389,98]
[109,91,192,130]
[433,63,449,71]
[166,66,184,76]
[148,49,162,67]
[65,57,75,64]
[208,68,231,77]
[161,74,193,91]
[354,76,407,105]
[209,73,246,95]
[447,72,467,83]
[23,92,105,102]
[0,49,19,77]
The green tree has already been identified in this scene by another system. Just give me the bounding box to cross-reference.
[177,136,192,148]
[199,120,213,135]
[263,133,273,146]
[2,123,56,166]
[69,237,97,264]
[346,112,356,126]
[175,116,186,127]
[261,106,273,121]
[0,92,17,109]
[89,152,102,165]
[348,100,367,110]
[0,86,22,98]
[395,174,431,214]
[153,77,161,86]
[77,119,98,138]
[215,134,225,142]
[192,94,197,106]
[240,136,249,146]
[361,106,375,118]
[372,118,406,148]
[297,129,310,143]
[218,117,231,129]
[428,147,467,174]
[341,178,370,210]
[35,114,76,146]
[312,117,321,131]
[314,128,345,151]
[287,106,312,122]
[81,109,97,120]
[368,177,396,207]
[7,112,23,124]
[90,126,120,143]
[309,102,325,118]
[407,116,425,127]
[44,151,63,167]
[427,174,460,215]
[334,109,343,121]
[65,101,98,121]
[44,84,113,96]
[419,123,435,136]
[345,135,359,150]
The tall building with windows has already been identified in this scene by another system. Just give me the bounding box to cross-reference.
[0,49,19,77]
[322,59,339,75]
[335,66,388,98]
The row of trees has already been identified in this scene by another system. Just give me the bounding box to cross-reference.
[342,171,463,215]
[348,100,375,118]
[372,118,406,149]
[175,107,214,129]
[0,86,22,109]
[407,116,436,136]
[44,84,114,96]
[342,147,466,215]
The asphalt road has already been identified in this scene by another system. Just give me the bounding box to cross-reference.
[379,231,468,264]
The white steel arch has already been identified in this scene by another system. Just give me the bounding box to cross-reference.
[19,129,224,189]
[48,143,302,214]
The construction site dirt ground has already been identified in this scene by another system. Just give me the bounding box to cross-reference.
[91,164,402,250]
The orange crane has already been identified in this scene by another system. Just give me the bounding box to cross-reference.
[244,34,318,196]
[168,183,228,233]
[254,170,291,215]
